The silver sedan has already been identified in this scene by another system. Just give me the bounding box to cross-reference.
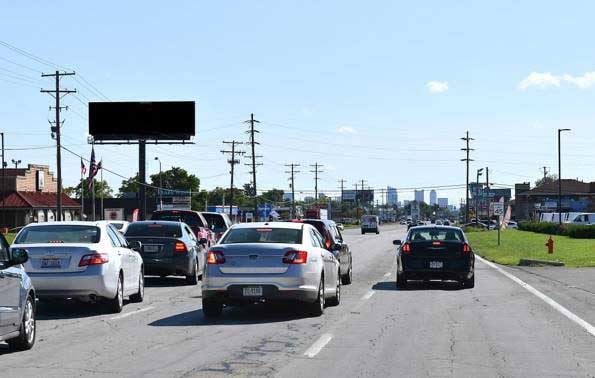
[201,222,341,317]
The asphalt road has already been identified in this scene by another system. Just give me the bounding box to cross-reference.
[1,224,594,377]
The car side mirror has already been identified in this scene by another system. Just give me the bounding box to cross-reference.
[392,240,402,245]
[9,248,28,266]
[128,241,142,252]
[336,223,344,231]
[331,243,342,251]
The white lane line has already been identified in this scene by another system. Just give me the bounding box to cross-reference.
[361,290,375,300]
[304,333,333,358]
[476,255,595,338]
[109,306,154,321]
[384,272,392,278]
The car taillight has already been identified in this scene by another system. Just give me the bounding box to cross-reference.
[432,241,442,246]
[325,239,331,249]
[462,243,471,253]
[207,250,226,264]
[174,241,188,253]
[79,253,109,267]
[283,250,308,264]
[402,243,411,254]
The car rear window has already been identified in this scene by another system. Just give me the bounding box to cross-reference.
[125,223,182,238]
[221,227,302,244]
[409,228,464,242]
[15,225,100,244]
[201,213,227,231]
[362,215,377,222]
[151,211,203,228]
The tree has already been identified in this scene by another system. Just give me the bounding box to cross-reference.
[261,189,284,204]
[535,174,558,188]
[65,179,114,199]
[118,173,141,197]
[118,167,200,198]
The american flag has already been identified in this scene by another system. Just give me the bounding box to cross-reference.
[88,147,101,188]
[80,158,87,176]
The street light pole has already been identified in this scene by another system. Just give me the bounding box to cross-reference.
[558,128,571,226]
[11,159,21,169]
[154,157,162,210]
[476,168,483,220]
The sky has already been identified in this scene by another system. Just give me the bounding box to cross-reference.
[0,1,594,205]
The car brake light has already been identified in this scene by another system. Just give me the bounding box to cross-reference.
[432,241,442,246]
[283,250,308,264]
[174,241,187,253]
[402,243,411,254]
[207,250,226,264]
[79,253,109,267]
[325,239,331,249]
[462,243,471,253]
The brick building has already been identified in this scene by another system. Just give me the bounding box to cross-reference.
[0,164,81,228]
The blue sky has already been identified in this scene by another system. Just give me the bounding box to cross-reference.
[1,1,594,205]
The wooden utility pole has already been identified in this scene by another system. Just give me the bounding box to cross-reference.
[285,163,300,218]
[310,163,323,202]
[460,131,474,223]
[221,141,244,218]
[338,179,346,202]
[244,114,261,220]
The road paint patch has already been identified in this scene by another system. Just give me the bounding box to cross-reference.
[361,290,375,300]
[384,272,392,278]
[476,255,595,338]
[304,333,333,358]
[109,306,154,320]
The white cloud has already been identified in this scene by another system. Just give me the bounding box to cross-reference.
[518,71,595,90]
[562,72,595,88]
[337,126,357,134]
[426,81,449,93]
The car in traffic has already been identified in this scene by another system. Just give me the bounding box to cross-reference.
[393,225,475,288]
[14,221,144,313]
[201,222,341,318]
[0,234,36,351]
[506,220,518,229]
[361,215,379,234]
[107,220,130,234]
[200,211,233,242]
[124,221,205,284]
[292,219,353,284]
[151,210,214,246]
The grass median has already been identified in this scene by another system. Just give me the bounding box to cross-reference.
[466,229,595,267]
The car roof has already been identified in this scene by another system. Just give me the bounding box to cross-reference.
[232,221,304,230]
[408,225,464,231]
[23,221,108,228]
[130,220,184,227]
[297,218,335,226]
[200,212,225,216]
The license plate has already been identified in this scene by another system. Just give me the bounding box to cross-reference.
[242,286,263,297]
[429,261,443,269]
[41,258,61,268]
[143,245,159,253]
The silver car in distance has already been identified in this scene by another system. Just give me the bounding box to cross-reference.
[201,222,341,318]
[13,221,144,313]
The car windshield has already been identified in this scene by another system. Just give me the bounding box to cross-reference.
[15,225,100,244]
[409,228,464,242]
[201,213,227,231]
[125,223,182,238]
[220,227,302,244]
[152,212,201,227]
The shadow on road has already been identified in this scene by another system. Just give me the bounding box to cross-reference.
[149,302,308,327]
[144,276,192,287]
[372,280,465,291]
[35,299,119,320]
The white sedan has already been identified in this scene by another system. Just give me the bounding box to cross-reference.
[13,221,144,313]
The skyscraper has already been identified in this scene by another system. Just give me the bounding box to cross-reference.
[414,189,425,203]
[387,186,398,206]
[430,190,437,205]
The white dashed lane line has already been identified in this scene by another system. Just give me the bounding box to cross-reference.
[109,306,154,321]
[304,333,333,358]
[361,290,375,300]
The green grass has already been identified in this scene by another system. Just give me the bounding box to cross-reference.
[4,233,15,244]
[467,229,595,267]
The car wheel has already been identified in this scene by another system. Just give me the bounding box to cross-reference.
[308,276,325,317]
[376,229,379,234]
[462,274,475,289]
[341,264,353,285]
[327,272,341,306]
[202,298,223,318]
[396,271,407,289]
[107,274,124,313]
[7,295,36,351]
[186,259,199,285]
[129,269,144,303]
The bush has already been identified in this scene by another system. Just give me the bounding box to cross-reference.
[518,221,595,239]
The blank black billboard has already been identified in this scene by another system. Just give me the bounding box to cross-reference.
[89,101,195,141]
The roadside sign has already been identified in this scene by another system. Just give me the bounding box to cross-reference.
[491,202,504,216]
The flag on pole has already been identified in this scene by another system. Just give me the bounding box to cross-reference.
[88,147,101,189]
[80,158,87,176]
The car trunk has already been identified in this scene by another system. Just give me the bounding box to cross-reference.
[126,236,183,258]
[18,244,98,273]
[215,243,296,274]
[408,240,465,258]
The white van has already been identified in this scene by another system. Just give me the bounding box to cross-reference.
[565,213,595,225]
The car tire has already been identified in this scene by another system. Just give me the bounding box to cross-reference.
[376,230,379,234]
[462,274,475,289]
[202,298,223,318]
[129,269,144,303]
[361,230,365,235]
[186,259,199,285]
[7,295,36,351]
[341,264,353,285]
[327,272,341,307]
[396,271,407,289]
[308,277,325,317]
[107,274,124,313]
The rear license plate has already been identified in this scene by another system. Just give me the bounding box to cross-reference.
[143,245,159,253]
[429,261,443,269]
[242,286,263,297]
[41,258,61,268]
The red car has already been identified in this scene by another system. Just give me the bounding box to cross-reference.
[151,210,215,246]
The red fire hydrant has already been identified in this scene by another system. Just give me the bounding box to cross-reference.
[545,236,554,254]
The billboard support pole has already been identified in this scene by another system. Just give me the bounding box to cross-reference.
[139,140,146,220]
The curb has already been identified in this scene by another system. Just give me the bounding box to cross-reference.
[518,259,565,267]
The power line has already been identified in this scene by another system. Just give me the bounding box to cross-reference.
[244,113,262,218]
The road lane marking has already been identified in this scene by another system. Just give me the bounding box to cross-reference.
[304,333,333,358]
[476,255,595,338]
[384,272,392,278]
[361,290,375,300]
[109,306,154,320]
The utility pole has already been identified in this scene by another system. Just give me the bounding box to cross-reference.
[558,128,571,226]
[0,133,5,228]
[360,179,367,207]
[41,70,76,222]
[338,179,346,202]
[221,141,245,219]
[460,131,474,223]
[244,114,262,220]
[486,167,490,219]
[541,166,549,181]
[285,163,300,218]
[310,163,323,202]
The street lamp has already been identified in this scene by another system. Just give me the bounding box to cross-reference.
[11,159,21,169]
[476,168,484,219]
[558,128,571,226]
[154,157,162,210]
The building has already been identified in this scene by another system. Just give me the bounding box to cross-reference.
[514,179,595,220]
[387,186,398,206]
[470,182,512,218]
[429,190,437,205]
[414,190,425,203]
[437,197,449,208]
[0,164,81,228]
[282,192,294,202]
